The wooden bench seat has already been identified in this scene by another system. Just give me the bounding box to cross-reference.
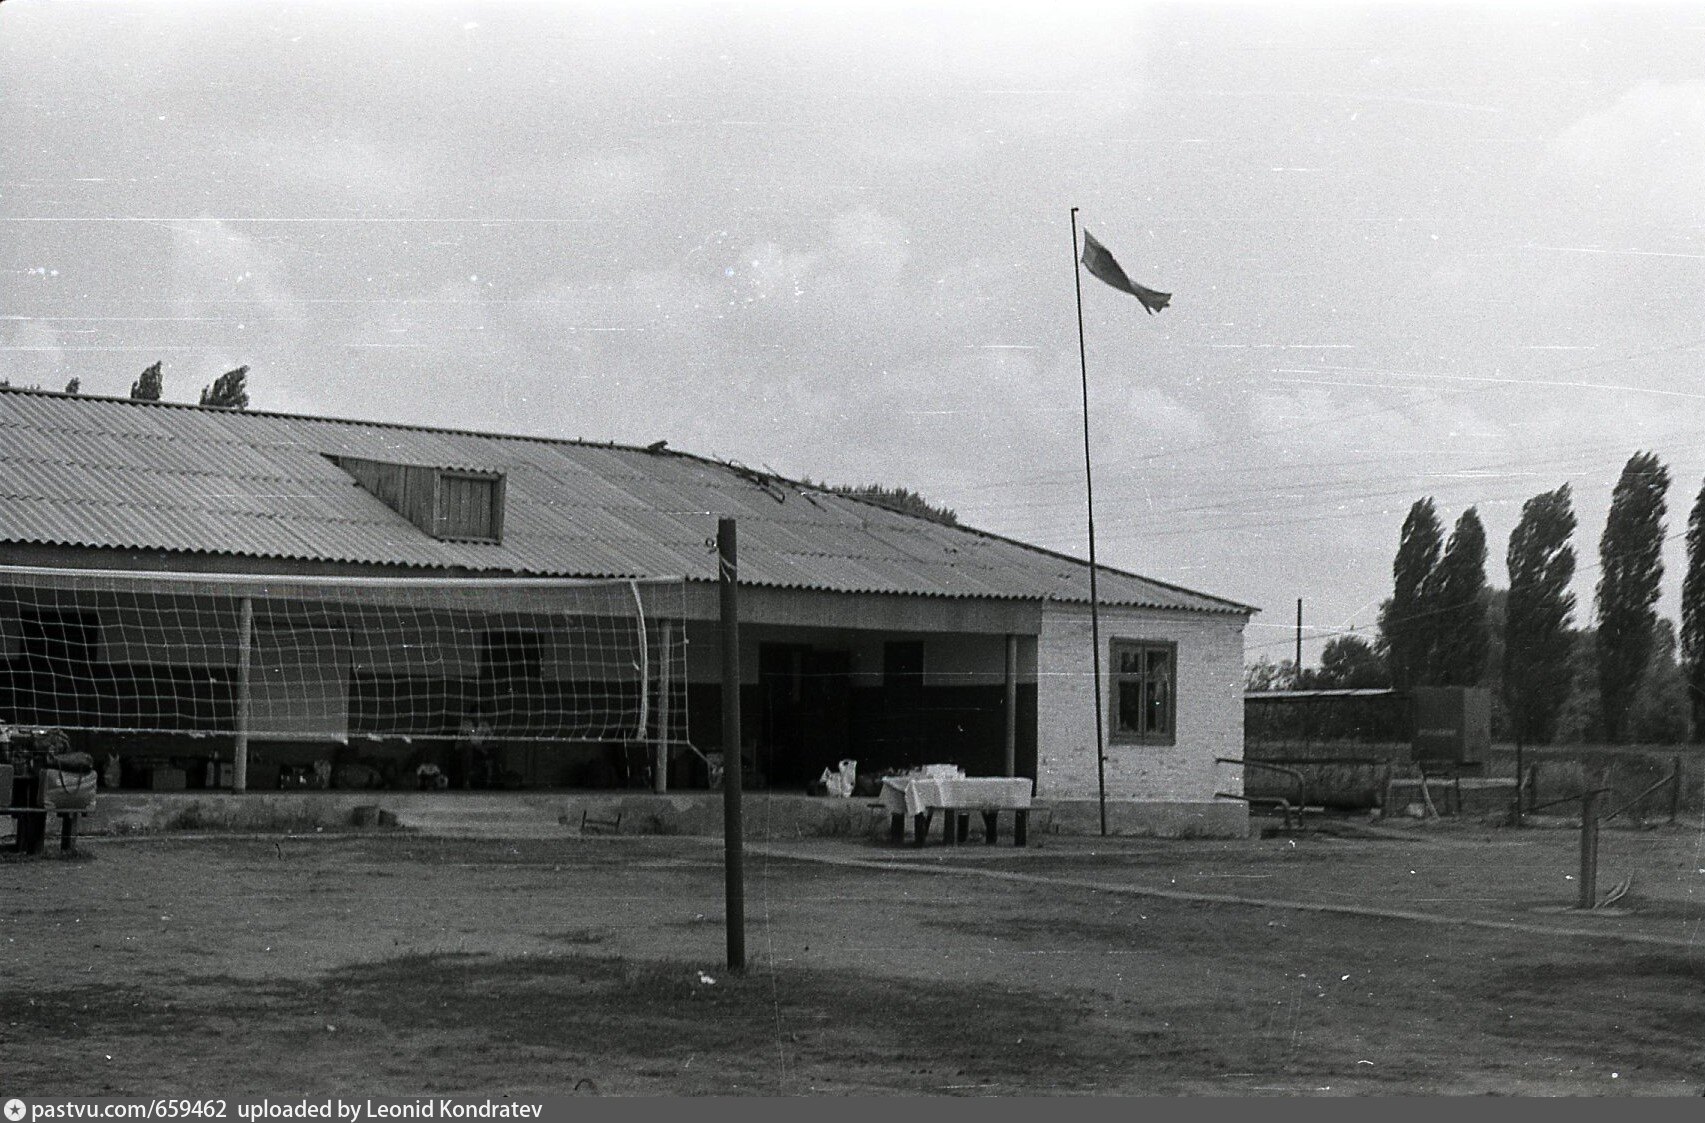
[2,806,91,854]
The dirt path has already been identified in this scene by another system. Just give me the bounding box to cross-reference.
[750,822,1705,948]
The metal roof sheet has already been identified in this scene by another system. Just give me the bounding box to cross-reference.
[0,389,1253,615]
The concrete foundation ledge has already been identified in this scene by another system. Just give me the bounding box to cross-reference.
[81,791,1249,841]
[1039,800,1250,839]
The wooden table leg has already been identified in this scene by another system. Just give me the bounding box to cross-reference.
[21,810,47,855]
[982,811,998,844]
[889,812,905,843]
[1014,809,1029,847]
[941,809,957,846]
[59,813,76,853]
[913,812,930,847]
[956,813,970,844]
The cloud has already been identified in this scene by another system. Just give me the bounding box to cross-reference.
[829,207,911,282]
[1550,81,1705,223]
[161,218,303,398]
[2,319,67,388]
[168,217,300,324]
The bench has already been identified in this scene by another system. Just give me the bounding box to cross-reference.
[3,806,91,854]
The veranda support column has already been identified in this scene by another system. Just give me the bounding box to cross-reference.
[233,596,253,793]
[1004,634,1019,778]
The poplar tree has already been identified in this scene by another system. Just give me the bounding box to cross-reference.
[1379,497,1443,689]
[130,361,163,401]
[1596,452,1670,742]
[1504,485,1577,744]
[1680,478,1705,740]
[1432,507,1489,686]
[199,366,250,409]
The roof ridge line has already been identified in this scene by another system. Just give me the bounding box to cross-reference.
[0,384,663,456]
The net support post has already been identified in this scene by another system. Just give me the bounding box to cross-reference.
[654,619,673,794]
[233,596,253,793]
[718,517,746,972]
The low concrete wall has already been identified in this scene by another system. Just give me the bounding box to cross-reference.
[83,791,1251,840]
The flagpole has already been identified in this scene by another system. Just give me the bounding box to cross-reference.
[1070,206,1110,838]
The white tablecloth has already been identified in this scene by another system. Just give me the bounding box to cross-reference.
[879,776,1034,819]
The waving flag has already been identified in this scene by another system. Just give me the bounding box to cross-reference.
[1080,229,1170,315]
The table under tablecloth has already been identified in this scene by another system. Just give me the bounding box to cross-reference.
[879,776,1034,819]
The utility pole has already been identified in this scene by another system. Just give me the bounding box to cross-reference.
[1295,598,1303,680]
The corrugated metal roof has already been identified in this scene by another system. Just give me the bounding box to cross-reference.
[0,389,1254,615]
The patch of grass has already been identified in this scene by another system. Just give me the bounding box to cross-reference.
[542,927,611,946]
[1469,953,1705,1079]
[922,913,1164,949]
[0,845,97,863]
[1,951,1134,1095]
[156,802,324,834]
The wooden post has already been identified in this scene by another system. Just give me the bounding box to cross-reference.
[1670,755,1682,826]
[1512,740,1524,828]
[718,518,745,972]
[1578,788,1601,910]
[233,596,253,793]
[1003,634,1018,778]
[1294,598,1302,676]
[654,619,673,794]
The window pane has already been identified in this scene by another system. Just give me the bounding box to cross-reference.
[1119,648,1143,674]
[1147,672,1171,734]
[1116,679,1144,733]
[1146,650,1171,734]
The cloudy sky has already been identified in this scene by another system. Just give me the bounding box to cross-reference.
[5,1,1704,665]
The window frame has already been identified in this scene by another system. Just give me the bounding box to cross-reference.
[1107,637,1178,746]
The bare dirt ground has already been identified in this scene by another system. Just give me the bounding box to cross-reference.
[3,817,1703,1096]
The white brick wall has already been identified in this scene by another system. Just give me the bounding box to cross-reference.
[1035,604,1247,802]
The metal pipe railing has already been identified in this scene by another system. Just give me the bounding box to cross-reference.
[1213,790,1296,831]
[1218,757,1307,809]
[1602,759,1684,825]
[1216,757,1308,830]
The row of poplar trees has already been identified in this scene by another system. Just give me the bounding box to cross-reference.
[1380,451,1705,746]
[129,361,251,408]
